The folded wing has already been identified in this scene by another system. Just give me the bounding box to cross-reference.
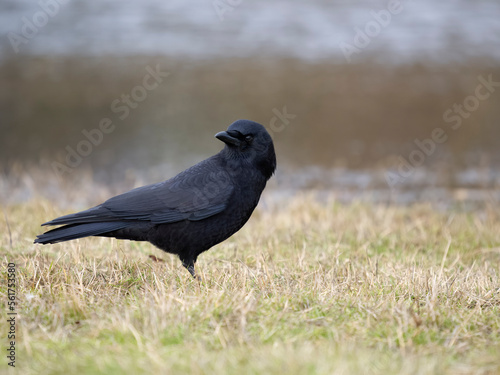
[35,158,234,244]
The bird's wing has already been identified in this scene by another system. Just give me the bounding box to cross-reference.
[43,158,235,226]
[105,160,234,224]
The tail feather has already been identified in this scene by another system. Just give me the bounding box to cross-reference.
[41,206,112,226]
[41,206,149,227]
[34,222,130,244]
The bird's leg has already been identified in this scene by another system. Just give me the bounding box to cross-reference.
[187,265,197,279]
[182,261,197,279]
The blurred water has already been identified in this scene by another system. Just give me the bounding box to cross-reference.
[2,0,500,207]
[1,0,500,63]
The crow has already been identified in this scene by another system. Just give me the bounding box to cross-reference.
[34,119,276,278]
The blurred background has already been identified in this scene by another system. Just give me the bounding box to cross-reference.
[1,0,500,208]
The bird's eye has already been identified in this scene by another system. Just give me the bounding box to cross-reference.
[245,135,253,142]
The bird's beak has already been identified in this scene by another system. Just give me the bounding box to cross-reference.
[215,131,241,147]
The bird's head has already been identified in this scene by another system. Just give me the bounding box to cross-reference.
[216,119,276,180]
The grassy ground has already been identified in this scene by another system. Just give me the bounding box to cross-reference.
[1,194,500,374]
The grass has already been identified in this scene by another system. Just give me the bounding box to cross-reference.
[1,194,500,374]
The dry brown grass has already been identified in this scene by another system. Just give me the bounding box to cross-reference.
[0,193,499,374]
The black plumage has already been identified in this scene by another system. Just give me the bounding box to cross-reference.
[34,120,276,277]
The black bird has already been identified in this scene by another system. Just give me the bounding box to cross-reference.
[34,120,276,278]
